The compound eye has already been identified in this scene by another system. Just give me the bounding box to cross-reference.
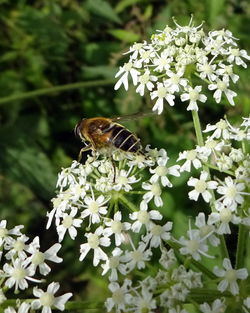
[74,119,86,138]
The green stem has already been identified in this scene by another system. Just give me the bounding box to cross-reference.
[118,194,138,212]
[0,79,116,106]
[203,162,235,177]
[191,110,229,259]
[235,217,246,269]
[219,235,230,259]
[191,110,204,146]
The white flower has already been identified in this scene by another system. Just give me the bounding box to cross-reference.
[216,153,233,171]
[105,280,132,313]
[149,154,180,187]
[26,237,62,276]
[114,62,140,90]
[142,182,163,207]
[187,171,218,203]
[153,51,172,72]
[124,42,146,59]
[208,76,237,106]
[129,204,162,233]
[101,247,127,281]
[135,70,157,96]
[0,220,23,247]
[180,85,207,111]
[244,297,250,309]
[196,59,217,81]
[104,211,130,246]
[164,70,187,93]
[56,207,82,242]
[216,177,247,211]
[208,203,241,234]
[129,287,156,313]
[150,82,175,114]
[4,303,30,313]
[143,222,172,247]
[216,63,239,83]
[195,213,220,246]
[122,243,152,272]
[3,258,40,291]
[79,226,111,266]
[5,234,29,260]
[203,119,230,140]
[213,258,248,295]
[81,193,109,225]
[227,47,250,68]
[32,282,72,313]
[241,116,250,127]
[177,149,202,172]
[113,169,139,192]
[159,248,177,269]
[200,298,226,313]
[178,224,213,261]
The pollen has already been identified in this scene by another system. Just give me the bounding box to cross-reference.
[88,234,100,249]
[32,251,45,265]
[40,292,55,307]
[62,215,73,228]
[186,150,197,160]
[186,239,199,253]
[195,180,207,193]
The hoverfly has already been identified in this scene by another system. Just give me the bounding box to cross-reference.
[74,112,154,180]
[74,112,155,159]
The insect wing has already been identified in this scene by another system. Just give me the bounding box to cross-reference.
[111,111,156,123]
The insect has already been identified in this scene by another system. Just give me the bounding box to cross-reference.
[74,114,147,161]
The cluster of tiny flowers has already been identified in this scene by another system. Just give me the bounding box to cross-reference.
[47,146,180,268]
[0,220,72,313]
[105,248,204,313]
[114,17,250,114]
[177,116,250,236]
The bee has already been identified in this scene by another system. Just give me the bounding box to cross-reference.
[74,114,147,161]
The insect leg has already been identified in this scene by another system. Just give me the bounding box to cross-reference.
[78,145,92,162]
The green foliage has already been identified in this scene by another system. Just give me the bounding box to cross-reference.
[0,0,249,307]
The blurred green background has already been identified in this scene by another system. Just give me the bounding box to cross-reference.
[0,0,249,308]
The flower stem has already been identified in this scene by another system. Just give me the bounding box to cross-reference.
[191,110,204,146]
[235,223,246,269]
[191,110,229,259]
[118,194,137,212]
[0,79,116,106]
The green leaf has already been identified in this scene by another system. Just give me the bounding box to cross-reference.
[205,0,225,26]
[115,0,144,13]
[86,0,121,24]
[109,29,140,42]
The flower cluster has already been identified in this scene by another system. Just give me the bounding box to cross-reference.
[48,147,180,268]
[105,249,203,313]
[177,116,250,235]
[0,220,72,313]
[47,114,250,312]
[114,17,250,114]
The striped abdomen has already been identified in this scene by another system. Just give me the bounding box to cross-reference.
[109,124,142,153]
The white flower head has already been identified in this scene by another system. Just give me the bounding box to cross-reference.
[32,282,72,313]
[57,207,82,242]
[3,258,40,292]
[114,62,140,91]
[79,226,111,266]
[213,258,248,295]
[180,85,207,111]
[26,236,62,276]
[187,171,218,203]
